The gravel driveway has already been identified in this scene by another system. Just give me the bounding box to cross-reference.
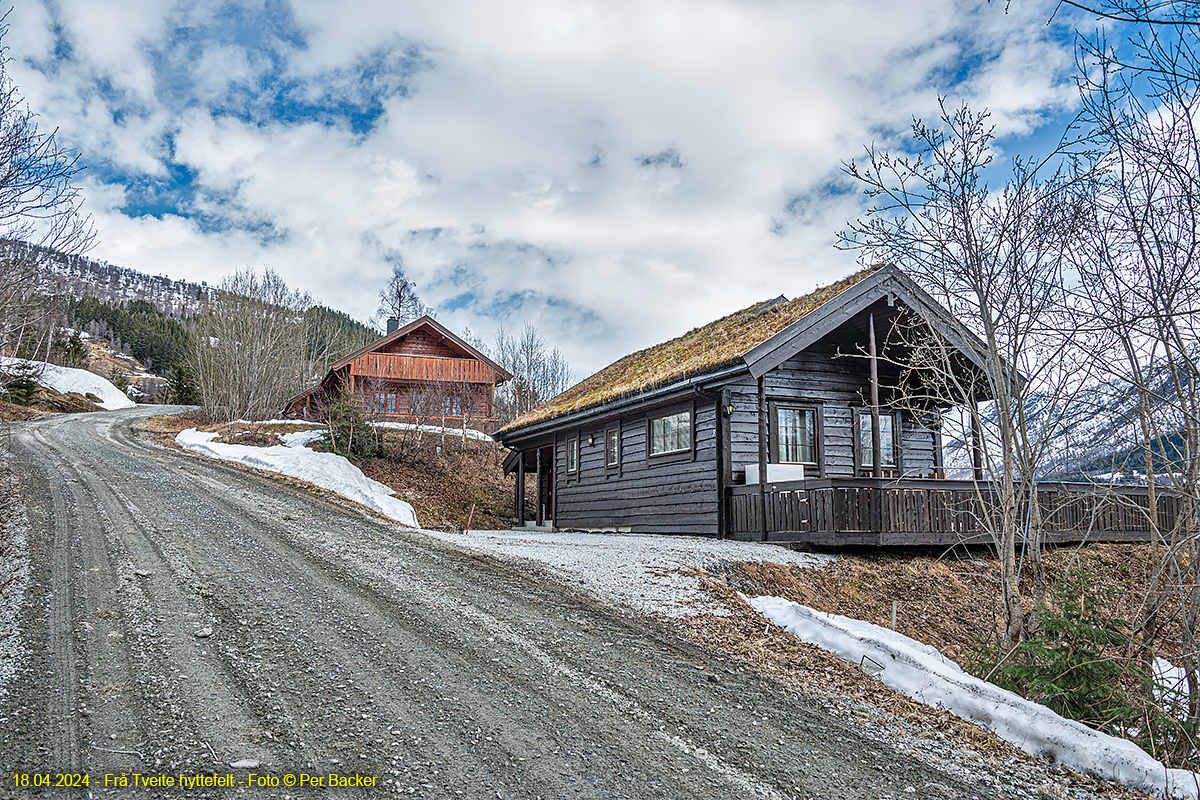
[0,408,1058,798]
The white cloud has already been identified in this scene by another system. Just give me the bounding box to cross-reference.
[7,0,1083,376]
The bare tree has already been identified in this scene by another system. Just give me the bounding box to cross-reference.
[493,323,572,424]
[188,267,312,421]
[839,102,1092,647]
[0,17,95,360]
[1069,3,1200,757]
[376,263,429,326]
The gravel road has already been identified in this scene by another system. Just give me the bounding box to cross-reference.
[0,408,1049,799]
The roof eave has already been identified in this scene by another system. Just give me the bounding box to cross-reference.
[495,361,749,443]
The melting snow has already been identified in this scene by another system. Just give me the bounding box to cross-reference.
[751,596,1200,800]
[175,428,418,527]
[0,357,136,410]
[373,421,493,441]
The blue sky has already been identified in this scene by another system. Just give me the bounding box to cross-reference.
[7,0,1095,375]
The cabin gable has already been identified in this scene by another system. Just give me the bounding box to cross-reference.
[284,315,512,430]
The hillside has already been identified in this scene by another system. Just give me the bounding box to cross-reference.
[21,242,380,386]
[29,242,212,318]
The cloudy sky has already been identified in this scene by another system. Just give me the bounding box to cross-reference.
[7,0,1089,375]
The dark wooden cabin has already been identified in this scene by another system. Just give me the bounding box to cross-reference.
[285,315,512,431]
[495,265,1162,546]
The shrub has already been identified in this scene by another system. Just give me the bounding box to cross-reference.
[1,361,41,405]
[328,397,384,459]
[987,571,1138,735]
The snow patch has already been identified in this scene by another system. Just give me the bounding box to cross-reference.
[280,429,326,448]
[0,357,136,410]
[751,596,1200,800]
[373,421,493,441]
[175,429,418,527]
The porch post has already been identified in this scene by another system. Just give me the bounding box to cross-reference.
[868,311,882,479]
[535,447,545,527]
[971,402,984,481]
[516,452,526,528]
[757,375,769,541]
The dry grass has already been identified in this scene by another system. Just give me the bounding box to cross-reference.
[498,266,878,433]
[0,386,104,420]
[663,545,1181,799]
[0,399,47,422]
[356,430,515,531]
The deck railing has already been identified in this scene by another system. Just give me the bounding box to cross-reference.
[726,477,1180,546]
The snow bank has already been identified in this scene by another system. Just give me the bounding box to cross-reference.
[751,596,1200,800]
[373,421,493,441]
[0,357,136,410]
[175,429,418,527]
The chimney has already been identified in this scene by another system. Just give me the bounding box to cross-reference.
[387,317,400,335]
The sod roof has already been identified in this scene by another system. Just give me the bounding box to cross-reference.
[497,266,879,435]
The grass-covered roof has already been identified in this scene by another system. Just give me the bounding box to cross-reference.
[498,266,878,434]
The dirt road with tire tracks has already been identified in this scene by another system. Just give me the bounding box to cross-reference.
[1,407,1045,799]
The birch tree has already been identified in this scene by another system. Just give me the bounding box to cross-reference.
[839,102,1090,647]
[188,267,312,421]
[1069,1,1200,755]
[0,18,94,359]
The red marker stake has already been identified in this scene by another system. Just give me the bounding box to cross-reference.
[465,503,476,536]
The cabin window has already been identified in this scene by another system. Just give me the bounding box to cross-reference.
[443,395,462,416]
[857,409,897,468]
[567,437,579,472]
[411,394,427,414]
[367,392,397,415]
[605,428,620,468]
[776,406,817,465]
[649,410,691,455]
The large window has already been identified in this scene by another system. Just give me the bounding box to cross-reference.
[858,410,896,468]
[649,410,691,455]
[442,395,463,416]
[606,429,620,468]
[776,406,817,464]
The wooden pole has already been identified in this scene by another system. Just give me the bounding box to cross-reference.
[758,375,769,541]
[516,452,526,528]
[868,311,882,479]
[971,402,984,482]
[535,447,544,527]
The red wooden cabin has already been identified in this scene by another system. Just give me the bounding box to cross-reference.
[285,315,512,431]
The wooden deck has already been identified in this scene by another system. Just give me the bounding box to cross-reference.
[727,477,1176,546]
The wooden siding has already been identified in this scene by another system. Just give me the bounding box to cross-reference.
[725,327,939,483]
[378,329,461,358]
[550,400,720,535]
[727,478,1167,545]
[351,353,500,385]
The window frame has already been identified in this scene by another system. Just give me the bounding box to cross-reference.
[566,435,579,473]
[769,402,821,470]
[854,407,901,472]
[605,426,620,472]
[646,406,693,461]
